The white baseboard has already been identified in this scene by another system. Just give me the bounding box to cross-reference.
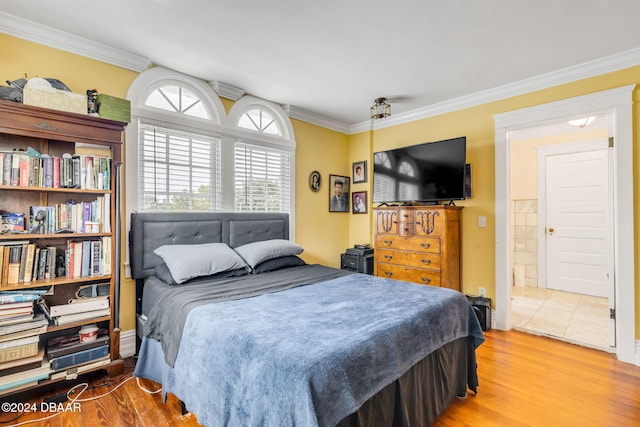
[119,329,136,358]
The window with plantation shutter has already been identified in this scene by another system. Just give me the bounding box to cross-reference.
[234,142,291,212]
[139,124,221,211]
[128,69,295,230]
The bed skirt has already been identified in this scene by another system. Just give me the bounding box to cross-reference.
[337,336,477,427]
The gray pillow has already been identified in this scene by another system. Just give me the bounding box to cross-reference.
[155,262,248,285]
[252,255,306,274]
[234,239,304,269]
[154,243,248,284]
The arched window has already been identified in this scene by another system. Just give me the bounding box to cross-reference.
[238,108,282,136]
[126,68,296,223]
[229,97,294,213]
[145,85,209,119]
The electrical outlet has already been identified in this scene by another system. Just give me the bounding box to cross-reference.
[478,216,487,228]
[478,287,486,297]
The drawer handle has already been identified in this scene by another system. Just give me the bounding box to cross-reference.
[421,277,431,284]
[383,240,392,245]
[384,271,393,277]
[403,227,409,232]
[421,243,431,249]
[384,255,393,260]
[421,259,431,265]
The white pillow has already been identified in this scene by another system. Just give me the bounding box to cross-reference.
[154,243,247,284]
[234,239,304,269]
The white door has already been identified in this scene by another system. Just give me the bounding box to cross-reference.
[543,144,612,297]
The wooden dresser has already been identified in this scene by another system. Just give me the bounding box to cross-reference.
[374,205,462,290]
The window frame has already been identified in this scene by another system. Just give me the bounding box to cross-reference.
[125,68,296,274]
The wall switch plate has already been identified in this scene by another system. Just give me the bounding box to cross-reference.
[478,216,487,228]
[478,287,487,297]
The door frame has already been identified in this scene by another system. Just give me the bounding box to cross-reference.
[494,85,636,364]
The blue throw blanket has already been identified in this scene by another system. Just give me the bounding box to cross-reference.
[135,271,484,427]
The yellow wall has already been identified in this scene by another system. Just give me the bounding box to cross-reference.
[510,128,607,200]
[348,68,640,337]
[1,33,353,332]
[3,33,639,338]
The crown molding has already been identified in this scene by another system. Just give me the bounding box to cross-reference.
[0,12,152,72]
[209,81,245,101]
[349,47,640,135]
[283,104,351,134]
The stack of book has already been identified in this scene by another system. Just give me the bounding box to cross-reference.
[46,331,109,374]
[39,295,110,326]
[0,290,51,393]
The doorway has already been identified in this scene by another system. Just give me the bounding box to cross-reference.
[493,85,636,364]
[508,128,614,351]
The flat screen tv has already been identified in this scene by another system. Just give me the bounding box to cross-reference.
[372,136,466,204]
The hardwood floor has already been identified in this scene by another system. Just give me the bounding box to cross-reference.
[1,330,638,426]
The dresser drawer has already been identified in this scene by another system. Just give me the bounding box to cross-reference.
[376,262,441,286]
[375,235,440,253]
[376,248,440,270]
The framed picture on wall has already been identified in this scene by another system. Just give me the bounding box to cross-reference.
[352,161,367,183]
[329,174,350,212]
[352,191,367,214]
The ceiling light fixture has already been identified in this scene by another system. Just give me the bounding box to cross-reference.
[371,97,391,119]
[567,116,596,128]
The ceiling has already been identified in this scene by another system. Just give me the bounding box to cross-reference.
[2,0,640,132]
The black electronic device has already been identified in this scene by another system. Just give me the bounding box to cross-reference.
[341,252,374,275]
[372,136,467,204]
[346,248,373,256]
[466,295,491,331]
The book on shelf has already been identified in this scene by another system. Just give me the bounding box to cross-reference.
[81,240,90,276]
[0,312,34,327]
[0,301,32,310]
[0,334,39,351]
[0,314,47,336]
[0,212,25,233]
[46,333,109,359]
[0,359,50,392]
[0,304,33,318]
[29,205,51,234]
[53,308,110,326]
[0,347,44,377]
[49,343,108,372]
[0,324,47,344]
[0,288,49,304]
[50,356,110,381]
[0,340,39,363]
[22,243,35,283]
[49,297,109,317]
[5,245,21,285]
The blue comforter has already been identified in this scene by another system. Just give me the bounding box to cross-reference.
[134,267,484,427]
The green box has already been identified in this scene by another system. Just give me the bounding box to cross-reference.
[97,94,131,122]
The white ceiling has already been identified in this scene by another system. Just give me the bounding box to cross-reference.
[2,0,640,132]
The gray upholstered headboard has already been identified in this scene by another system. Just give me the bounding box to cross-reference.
[129,212,290,280]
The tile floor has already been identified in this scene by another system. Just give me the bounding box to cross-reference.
[511,285,611,351]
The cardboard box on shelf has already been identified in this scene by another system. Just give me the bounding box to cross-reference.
[23,86,86,115]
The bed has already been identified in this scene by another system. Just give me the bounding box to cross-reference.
[130,212,484,427]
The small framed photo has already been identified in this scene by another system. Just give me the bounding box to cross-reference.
[352,161,367,183]
[309,170,321,192]
[352,191,367,214]
[329,174,350,212]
